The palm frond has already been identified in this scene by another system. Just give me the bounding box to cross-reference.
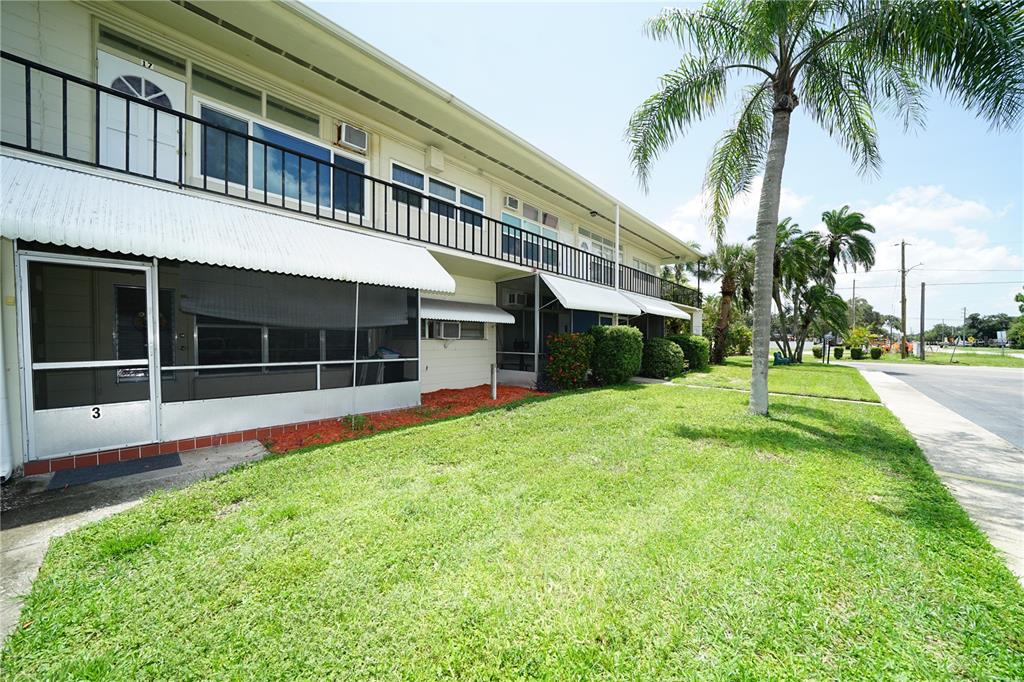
[801,49,883,176]
[702,81,773,243]
[626,56,730,191]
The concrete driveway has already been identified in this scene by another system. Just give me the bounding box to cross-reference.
[850,363,1024,582]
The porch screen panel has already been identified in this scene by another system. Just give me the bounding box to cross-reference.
[159,261,356,402]
[27,262,152,410]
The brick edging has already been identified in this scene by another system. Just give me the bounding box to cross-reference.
[21,416,347,477]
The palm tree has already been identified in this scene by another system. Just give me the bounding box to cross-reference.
[766,218,814,359]
[703,243,754,364]
[788,206,876,356]
[626,1,1024,415]
[810,206,876,286]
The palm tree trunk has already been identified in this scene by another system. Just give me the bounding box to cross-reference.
[713,291,734,364]
[773,286,793,358]
[749,107,793,415]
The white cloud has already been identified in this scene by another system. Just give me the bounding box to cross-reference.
[832,186,1022,326]
[661,175,811,250]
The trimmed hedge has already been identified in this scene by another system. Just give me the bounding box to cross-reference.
[812,345,823,359]
[833,346,844,359]
[543,332,594,390]
[850,347,865,360]
[870,347,883,359]
[641,337,686,379]
[667,334,711,371]
[588,325,644,385]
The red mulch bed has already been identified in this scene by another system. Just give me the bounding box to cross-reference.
[266,384,541,453]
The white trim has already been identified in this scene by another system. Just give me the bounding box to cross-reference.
[16,250,159,461]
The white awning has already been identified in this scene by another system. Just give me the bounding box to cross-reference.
[0,157,455,293]
[622,292,692,320]
[421,298,515,324]
[539,273,641,316]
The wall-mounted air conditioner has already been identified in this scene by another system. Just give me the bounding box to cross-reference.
[433,321,461,339]
[503,291,528,307]
[338,122,368,152]
[504,195,520,211]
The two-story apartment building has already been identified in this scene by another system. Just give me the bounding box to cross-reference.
[0,0,702,479]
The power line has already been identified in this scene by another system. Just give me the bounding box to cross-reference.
[834,280,1022,290]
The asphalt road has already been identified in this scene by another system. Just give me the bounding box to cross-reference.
[856,362,1024,448]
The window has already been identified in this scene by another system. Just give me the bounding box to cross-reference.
[461,321,485,339]
[199,104,248,186]
[633,258,657,275]
[392,164,425,208]
[266,95,319,137]
[192,67,261,115]
[333,154,366,216]
[428,178,457,219]
[460,191,484,228]
[579,227,620,261]
[99,26,186,75]
[253,122,332,207]
[523,203,540,221]
[421,320,485,340]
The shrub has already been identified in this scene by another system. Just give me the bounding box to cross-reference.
[870,347,882,359]
[811,345,823,359]
[667,334,710,371]
[588,325,643,385]
[833,346,844,359]
[727,324,752,356]
[850,347,865,360]
[641,337,686,379]
[1009,317,1024,349]
[543,332,594,390]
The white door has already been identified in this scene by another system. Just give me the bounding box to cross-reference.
[98,51,185,181]
[20,253,160,460]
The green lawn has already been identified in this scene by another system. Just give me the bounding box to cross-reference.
[849,351,1024,368]
[675,355,881,402]
[4,386,1022,679]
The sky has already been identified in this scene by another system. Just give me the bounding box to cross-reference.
[309,1,1024,331]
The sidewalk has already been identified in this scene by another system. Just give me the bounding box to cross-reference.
[1,441,267,641]
[855,369,1024,582]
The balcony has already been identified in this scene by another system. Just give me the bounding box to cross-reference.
[1,52,700,307]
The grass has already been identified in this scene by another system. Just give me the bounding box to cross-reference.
[4,386,1023,679]
[850,351,1024,369]
[674,355,880,402]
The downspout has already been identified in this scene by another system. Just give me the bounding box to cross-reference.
[0,318,11,481]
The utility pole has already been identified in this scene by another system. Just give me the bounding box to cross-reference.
[919,282,925,360]
[899,240,908,358]
[851,279,857,328]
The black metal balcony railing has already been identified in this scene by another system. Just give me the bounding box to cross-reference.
[1,52,700,307]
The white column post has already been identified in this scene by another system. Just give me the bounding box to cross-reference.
[614,203,621,290]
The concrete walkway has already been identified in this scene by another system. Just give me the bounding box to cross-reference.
[0,441,267,641]
[855,369,1024,582]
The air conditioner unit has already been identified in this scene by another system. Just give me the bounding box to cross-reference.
[433,321,461,340]
[504,195,520,211]
[338,122,368,152]
[503,291,528,307]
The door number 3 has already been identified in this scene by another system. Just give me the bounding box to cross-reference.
[91,407,102,420]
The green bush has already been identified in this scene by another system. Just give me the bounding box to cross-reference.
[850,347,865,360]
[833,346,844,359]
[588,325,643,385]
[727,324,752,356]
[811,345,823,359]
[667,334,710,371]
[543,332,594,390]
[1009,317,1024,349]
[870,347,882,359]
[641,337,686,379]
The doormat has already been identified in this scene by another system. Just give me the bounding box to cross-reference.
[47,453,182,490]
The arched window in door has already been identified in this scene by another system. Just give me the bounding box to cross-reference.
[110,75,173,109]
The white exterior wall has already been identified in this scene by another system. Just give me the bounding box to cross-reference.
[1,239,24,478]
[420,275,498,392]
